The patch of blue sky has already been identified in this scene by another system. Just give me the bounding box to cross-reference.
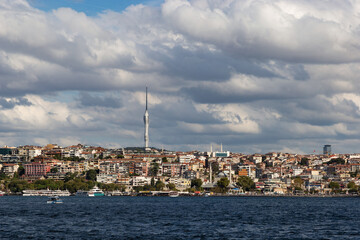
[28,0,164,15]
[42,91,79,103]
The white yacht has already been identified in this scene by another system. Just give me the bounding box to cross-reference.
[87,186,104,197]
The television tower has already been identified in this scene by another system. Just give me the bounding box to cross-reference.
[144,87,150,151]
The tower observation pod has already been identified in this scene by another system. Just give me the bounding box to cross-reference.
[144,87,150,151]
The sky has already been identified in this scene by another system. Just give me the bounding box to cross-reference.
[1,0,360,154]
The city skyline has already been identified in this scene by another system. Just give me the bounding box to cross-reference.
[1,1,360,154]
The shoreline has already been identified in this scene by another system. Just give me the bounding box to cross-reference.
[3,193,359,198]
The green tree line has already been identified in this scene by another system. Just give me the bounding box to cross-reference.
[0,170,125,194]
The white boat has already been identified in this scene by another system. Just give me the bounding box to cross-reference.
[204,192,212,197]
[0,190,5,196]
[47,196,63,204]
[169,191,179,197]
[105,190,123,196]
[23,189,71,197]
[52,190,71,196]
[87,186,104,197]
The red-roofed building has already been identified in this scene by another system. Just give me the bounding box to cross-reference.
[24,162,51,177]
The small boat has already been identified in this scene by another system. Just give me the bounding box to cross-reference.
[0,190,5,196]
[204,192,211,197]
[87,186,104,197]
[105,190,123,196]
[47,196,63,204]
[169,191,179,197]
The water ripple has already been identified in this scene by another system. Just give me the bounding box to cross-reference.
[0,196,360,239]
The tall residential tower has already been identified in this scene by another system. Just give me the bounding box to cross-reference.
[144,87,150,150]
[323,145,331,155]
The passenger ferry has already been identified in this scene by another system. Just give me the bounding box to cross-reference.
[23,189,71,196]
[87,186,104,197]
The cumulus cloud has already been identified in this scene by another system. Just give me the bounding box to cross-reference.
[162,0,360,63]
[0,0,360,153]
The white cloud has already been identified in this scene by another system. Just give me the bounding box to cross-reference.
[1,0,360,153]
[162,0,360,63]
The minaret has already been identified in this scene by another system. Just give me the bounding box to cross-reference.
[144,87,150,151]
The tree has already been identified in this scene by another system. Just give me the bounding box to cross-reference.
[143,184,154,191]
[50,167,58,173]
[64,172,78,182]
[133,186,143,192]
[217,177,230,189]
[167,183,177,191]
[17,165,25,177]
[62,156,83,162]
[8,179,29,193]
[33,179,64,190]
[0,172,9,180]
[162,157,168,163]
[100,183,123,192]
[292,177,304,191]
[65,177,95,193]
[191,178,202,190]
[347,181,357,190]
[291,177,304,191]
[329,181,340,190]
[155,180,165,191]
[237,176,255,192]
[86,169,97,181]
[150,177,155,187]
[212,177,230,193]
[117,155,124,159]
[150,162,159,176]
[327,158,345,165]
[350,171,359,178]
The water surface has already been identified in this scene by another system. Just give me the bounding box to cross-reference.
[0,196,359,239]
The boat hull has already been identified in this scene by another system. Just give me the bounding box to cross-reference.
[88,193,105,197]
[47,201,63,204]
[87,186,105,197]
[169,192,179,197]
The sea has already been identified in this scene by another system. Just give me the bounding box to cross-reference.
[0,196,359,239]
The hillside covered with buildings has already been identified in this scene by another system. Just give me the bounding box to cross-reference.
[0,144,359,195]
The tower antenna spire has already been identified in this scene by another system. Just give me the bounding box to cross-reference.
[144,87,150,151]
[146,86,148,110]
